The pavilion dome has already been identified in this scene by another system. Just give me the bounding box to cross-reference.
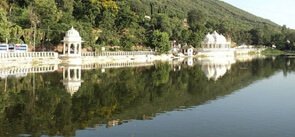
[218,35,227,44]
[204,33,215,44]
[212,31,220,42]
[203,31,228,44]
[62,26,83,42]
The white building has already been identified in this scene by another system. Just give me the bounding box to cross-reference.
[198,31,234,57]
[182,45,194,56]
[202,31,230,49]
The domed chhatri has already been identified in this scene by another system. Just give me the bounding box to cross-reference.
[202,31,230,49]
[62,26,84,57]
[204,33,215,44]
[63,26,82,42]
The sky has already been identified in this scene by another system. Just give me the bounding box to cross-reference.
[222,0,295,29]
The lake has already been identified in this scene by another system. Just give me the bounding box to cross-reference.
[0,56,295,137]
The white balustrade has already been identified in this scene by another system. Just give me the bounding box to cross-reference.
[81,51,155,57]
[0,52,58,59]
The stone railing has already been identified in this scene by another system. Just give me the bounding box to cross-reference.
[81,62,154,70]
[82,51,155,57]
[0,52,58,59]
[81,52,96,57]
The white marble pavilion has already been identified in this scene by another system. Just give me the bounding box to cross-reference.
[60,27,83,64]
[198,31,234,57]
[202,31,231,49]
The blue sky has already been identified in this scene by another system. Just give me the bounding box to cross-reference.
[222,0,295,29]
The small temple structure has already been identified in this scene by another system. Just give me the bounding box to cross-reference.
[202,31,231,49]
[61,27,83,64]
[198,31,234,57]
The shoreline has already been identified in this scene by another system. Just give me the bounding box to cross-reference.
[0,47,279,67]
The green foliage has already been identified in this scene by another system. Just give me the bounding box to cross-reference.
[189,31,205,48]
[120,33,134,50]
[187,9,206,32]
[0,8,10,42]
[150,30,170,53]
[261,48,285,56]
[0,0,295,51]
[151,14,174,36]
[271,33,286,49]
[32,0,62,28]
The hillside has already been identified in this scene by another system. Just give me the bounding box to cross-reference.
[0,0,294,51]
[131,0,279,30]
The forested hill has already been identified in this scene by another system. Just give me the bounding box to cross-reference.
[0,0,294,52]
[136,0,279,29]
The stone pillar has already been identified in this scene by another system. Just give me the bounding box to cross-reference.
[74,43,77,55]
[79,44,82,55]
[63,44,66,54]
[68,43,71,55]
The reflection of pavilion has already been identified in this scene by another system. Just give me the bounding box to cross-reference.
[61,65,83,96]
[186,57,194,66]
[198,57,236,81]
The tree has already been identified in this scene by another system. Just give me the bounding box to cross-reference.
[0,8,10,42]
[180,29,191,44]
[233,31,252,45]
[32,0,62,28]
[120,33,135,50]
[115,2,138,30]
[189,31,204,48]
[271,33,285,49]
[151,14,173,36]
[249,28,264,45]
[150,30,170,53]
[187,9,206,32]
[281,25,288,34]
[129,0,145,14]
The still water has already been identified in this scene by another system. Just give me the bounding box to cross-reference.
[0,56,295,137]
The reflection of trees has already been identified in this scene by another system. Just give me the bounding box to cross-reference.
[0,72,74,136]
[0,57,295,136]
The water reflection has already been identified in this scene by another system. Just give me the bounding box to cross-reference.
[61,64,83,96]
[0,56,295,136]
[198,57,236,81]
[0,64,58,79]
